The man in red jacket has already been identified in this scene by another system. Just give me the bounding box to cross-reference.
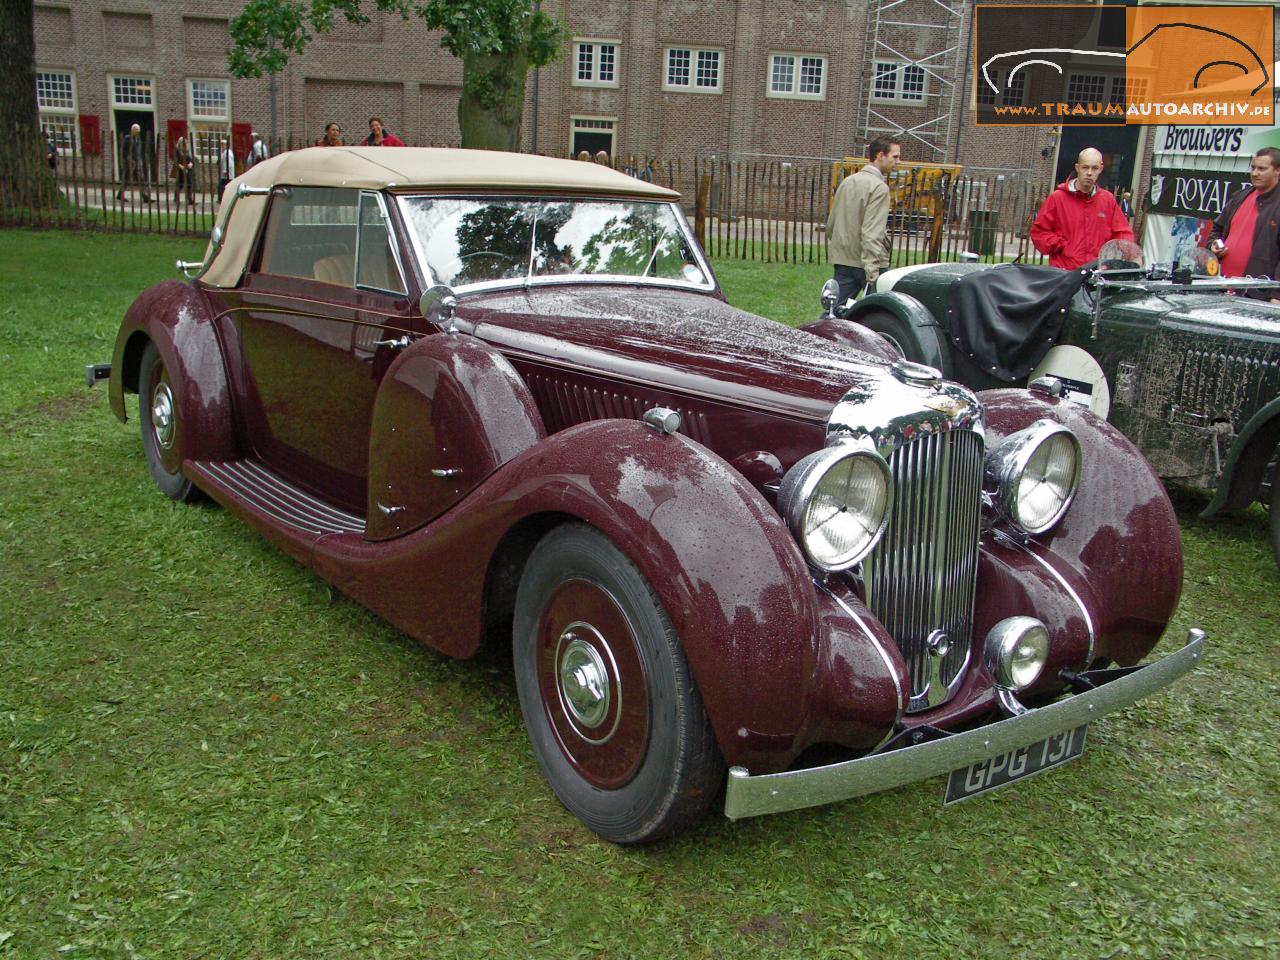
[1031,148,1134,270]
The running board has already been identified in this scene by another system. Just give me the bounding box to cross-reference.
[188,459,365,535]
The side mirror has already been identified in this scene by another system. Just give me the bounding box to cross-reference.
[419,285,457,327]
[820,278,840,318]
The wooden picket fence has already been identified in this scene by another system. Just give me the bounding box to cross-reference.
[3,127,1052,265]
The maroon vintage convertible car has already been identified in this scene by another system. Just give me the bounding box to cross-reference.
[97,148,1203,843]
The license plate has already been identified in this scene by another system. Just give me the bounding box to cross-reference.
[944,725,1088,804]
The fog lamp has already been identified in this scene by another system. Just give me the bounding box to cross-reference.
[984,616,1049,690]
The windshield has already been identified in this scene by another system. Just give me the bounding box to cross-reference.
[397,196,710,289]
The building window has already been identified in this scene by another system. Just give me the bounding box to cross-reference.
[663,47,722,93]
[1003,71,1026,106]
[574,39,619,88]
[873,61,927,103]
[977,70,1026,107]
[768,53,826,100]
[36,70,78,154]
[187,78,230,162]
[901,65,925,101]
[1066,74,1108,106]
[111,75,153,107]
[1120,77,1148,106]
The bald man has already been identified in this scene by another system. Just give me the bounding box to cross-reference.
[1031,148,1133,270]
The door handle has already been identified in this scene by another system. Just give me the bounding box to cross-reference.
[373,335,411,350]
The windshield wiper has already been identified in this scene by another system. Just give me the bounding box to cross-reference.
[526,205,540,286]
[642,229,668,278]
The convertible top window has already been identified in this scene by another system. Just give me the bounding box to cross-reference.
[258,186,404,294]
[397,196,706,289]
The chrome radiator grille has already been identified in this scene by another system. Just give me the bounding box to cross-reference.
[862,428,984,713]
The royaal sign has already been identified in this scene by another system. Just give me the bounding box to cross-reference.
[1147,166,1249,217]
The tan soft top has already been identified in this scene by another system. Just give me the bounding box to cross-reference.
[201,147,679,287]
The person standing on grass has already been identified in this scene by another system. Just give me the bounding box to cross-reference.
[826,137,900,307]
[246,131,269,168]
[217,140,236,200]
[118,123,152,203]
[173,135,196,206]
[1030,147,1133,270]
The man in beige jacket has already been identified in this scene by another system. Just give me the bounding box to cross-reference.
[827,137,901,306]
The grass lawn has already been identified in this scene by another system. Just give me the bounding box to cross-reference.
[1,229,1277,959]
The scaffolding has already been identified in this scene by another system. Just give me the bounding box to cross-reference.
[859,0,969,162]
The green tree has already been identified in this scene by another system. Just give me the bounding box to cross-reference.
[228,0,563,151]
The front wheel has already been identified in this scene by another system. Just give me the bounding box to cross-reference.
[513,523,724,844]
[857,308,914,362]
[139,341,199,502]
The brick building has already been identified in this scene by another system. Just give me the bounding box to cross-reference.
[33,0,1036,172]
[31,0,1277,192]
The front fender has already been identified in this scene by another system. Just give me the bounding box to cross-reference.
[980,389,1183,667]
[313,419,835,772]
[366,333,546,539]
[797,316,901,362]
[845,291,951,376]
[109,280,237,463]
[1203,395,1280,516]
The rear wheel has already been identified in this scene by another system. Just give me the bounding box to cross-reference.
[513,523,724,844]
[139,341,199,502]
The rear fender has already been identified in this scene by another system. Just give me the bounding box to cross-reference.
[845,291,951,376]
[980,389,1183,667]
[313,419,826,772]
[366,334,546,539]
[1202,396,1280,516]
[109,280,236,463]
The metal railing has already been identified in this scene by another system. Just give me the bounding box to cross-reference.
[3,127,1058,266]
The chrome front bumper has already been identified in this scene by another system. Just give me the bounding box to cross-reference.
[724,628,1205,820]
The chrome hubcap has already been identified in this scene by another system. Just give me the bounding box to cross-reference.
[555,623,619,741]
[151,382,175,450]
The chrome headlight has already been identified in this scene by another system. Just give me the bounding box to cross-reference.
[778,441,893,571]
[986,420,1081,534]
[984,617,1049,690]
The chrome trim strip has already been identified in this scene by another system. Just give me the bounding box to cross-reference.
[723,629,1204,820]
[816,580,908,727]
[235,460,362,528]
[200,461,364,534]
[993,529,1097,666]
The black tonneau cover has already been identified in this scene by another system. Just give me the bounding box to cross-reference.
[945,264,1087,382]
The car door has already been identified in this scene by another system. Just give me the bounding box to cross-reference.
[230,187,414,514]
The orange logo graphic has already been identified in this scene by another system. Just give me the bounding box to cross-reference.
[975,5,1274,126]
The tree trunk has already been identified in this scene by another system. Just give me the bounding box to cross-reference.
[0,0,54,209]
[457,49,530,152]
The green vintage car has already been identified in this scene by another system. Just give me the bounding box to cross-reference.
[812,245,1280,568]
